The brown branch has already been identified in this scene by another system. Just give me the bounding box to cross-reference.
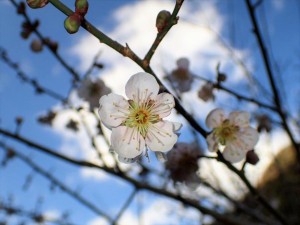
[193,75,277,111]
[0,47,67,102]
[47,0,208,138]
[143,0,183,65]
[217,151,289,225]
[10,0,80,82]
[0,127,245,225]
[245,0,300,162]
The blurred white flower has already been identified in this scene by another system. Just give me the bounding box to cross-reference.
[198,82,215,102]
[98,72,181,163]
[206,108,259,163]
[166,57,194,93]
[77,78,111,110]
[166,142,201,187]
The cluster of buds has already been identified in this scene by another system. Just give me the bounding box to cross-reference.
[64,0,89,34]
[37,111,57,126]
[18,3,58,53]
[20,20,39,39]
[26,0,49,9]
[44,37,59,52]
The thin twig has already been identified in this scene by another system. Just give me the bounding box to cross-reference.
[217,151,289,225]
[10,0,80,82]
[143,0,183,65]
[193,75,277,111]
[0,47,66,102]
[112,189,138,225]
[47,0,208,138]
[0,127,245,225]
[0,142,113,222]
[245,0,300,162]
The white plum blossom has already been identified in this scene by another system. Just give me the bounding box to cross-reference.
[205,108,259,163]
[166,57,194,93]
[78,77,111,110]
[98,72,181,163]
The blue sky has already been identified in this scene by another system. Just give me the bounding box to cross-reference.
[0,0,300,224]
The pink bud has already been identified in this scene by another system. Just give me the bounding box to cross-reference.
[64,13,82,34]
[30,39,43,52]
[75,0,89,16]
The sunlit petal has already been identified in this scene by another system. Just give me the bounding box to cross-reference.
[98,93,129,129]
[205,108,225,129]
[223,141,247,163]
[151,93,175,118]
[238,127,259,150]
[173,122,182,132]
[111,126,145,158]
[145,121,178,152]
[125,72,159,103]
[206,132,218,152]
[229,111,250,127]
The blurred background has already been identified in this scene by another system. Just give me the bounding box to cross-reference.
[0,0,299,224]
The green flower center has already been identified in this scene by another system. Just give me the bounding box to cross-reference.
[214,119,239,145]
[123,100,160,138]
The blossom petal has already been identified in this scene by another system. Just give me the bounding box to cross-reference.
[229,111,250,127]
[238,127,259,150]
[222,141,247,163]
[151,93,175,118]
[111,126,145,158]
[125,72,159,103]
[98,93,129,129]
[145,121,178,152]
[205,108,225,129]
[206,132,218,152]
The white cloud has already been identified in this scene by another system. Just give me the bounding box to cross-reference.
[71,0,252,96]
[272,0,285,11]
[117,198,199,225]
[88,217,110,225]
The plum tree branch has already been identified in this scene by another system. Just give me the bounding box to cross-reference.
[217,151,289,225]
[0,127,245,225]
[0,142,113,222]
[245,0,300,162]
[47,0,208,137]
[10,0,80,82]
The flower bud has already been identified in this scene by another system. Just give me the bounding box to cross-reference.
[217,72,227,83]
[176,57,190,70]
[246,150,259,165]
[26,0,49,9]
[64,13,82,34]
[156,10,171,32]
[17,2,26,14]
[75,0,89,16]
[44,38,58,52]
[30,39,43,52]
[198,83,215,102]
